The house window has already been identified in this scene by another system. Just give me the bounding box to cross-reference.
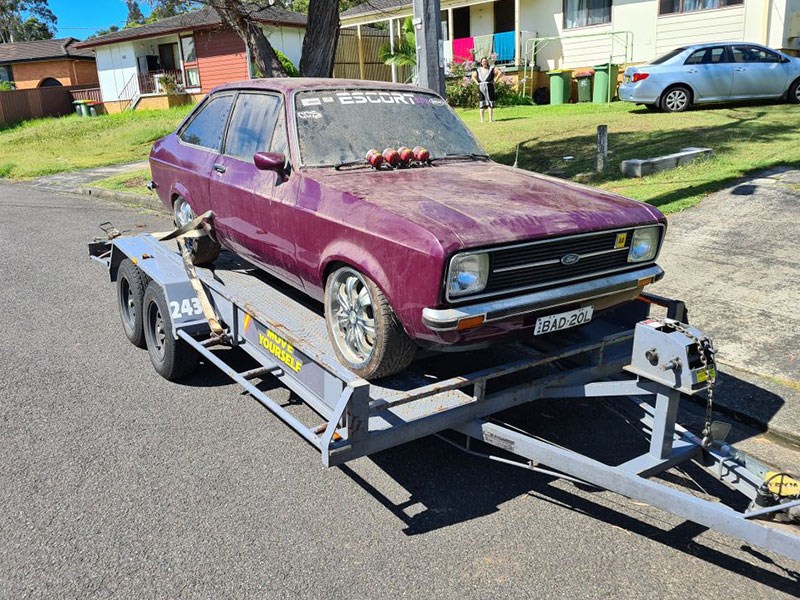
[0,65,13,84]
[180,36,196,63]
[659,0,742,15]
[564,0,612,29]
[180,34,200,89]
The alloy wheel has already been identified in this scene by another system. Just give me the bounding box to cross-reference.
[664,89,689,112]
[327,269,376,365]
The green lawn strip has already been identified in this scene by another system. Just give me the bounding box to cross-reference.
[0,104,193,180]
[90,168,153,195]
[462,102,800,213]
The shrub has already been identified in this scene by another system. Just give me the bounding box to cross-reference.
[276,50,299,77]
[445,61,532,108]
[0,81,15,92]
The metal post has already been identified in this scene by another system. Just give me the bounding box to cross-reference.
[412,0,446,96]
[356,24,366,80]
[649,386,680,459]
[596,124,608,173]
[389,19,397,83]
[514,0,520,67]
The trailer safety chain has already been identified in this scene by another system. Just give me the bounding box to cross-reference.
[156,211,224,337]
[651,317,717,448]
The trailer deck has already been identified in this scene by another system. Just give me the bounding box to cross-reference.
[89,232,800,563]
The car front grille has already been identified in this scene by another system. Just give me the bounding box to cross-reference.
[451,227,661,303]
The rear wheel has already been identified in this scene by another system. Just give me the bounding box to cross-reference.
[661,86,691,113]
[172,196,220,266]
[788,78,800,104]
[143,281,199,381]
[324,267,416,379]
[117,258,146,348]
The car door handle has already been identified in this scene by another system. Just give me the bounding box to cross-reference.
[735,67,746,72]
[686,68,698,74]
[213,163,227,174]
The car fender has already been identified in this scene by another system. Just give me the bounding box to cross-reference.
[170,181,195,210]
[319,240,393,300]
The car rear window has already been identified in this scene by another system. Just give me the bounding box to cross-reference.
[651,47,686,65]
[294,89,484,167]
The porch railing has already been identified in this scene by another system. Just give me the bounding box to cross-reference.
[118,69,186,110]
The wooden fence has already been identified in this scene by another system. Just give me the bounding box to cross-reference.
[334,28,412,84]
[0,86,75,125]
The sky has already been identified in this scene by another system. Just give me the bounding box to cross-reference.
[48,0,153,39]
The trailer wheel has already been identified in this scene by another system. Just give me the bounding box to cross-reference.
[325,267,416,379]
[173,196,220,266]
[143,281,199,381]
[117,258,146,348]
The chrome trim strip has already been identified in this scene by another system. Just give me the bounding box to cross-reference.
[423,264,663,332]
[492,246,629,274]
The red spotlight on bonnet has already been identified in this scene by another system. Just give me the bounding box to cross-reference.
[382,147,401,167]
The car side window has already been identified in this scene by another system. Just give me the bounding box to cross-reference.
[224,93,283,162]
[731,45,780,64]
[179,94,234,151]
[685,47,726,65]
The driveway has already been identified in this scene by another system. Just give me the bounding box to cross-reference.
[652,167,800,441]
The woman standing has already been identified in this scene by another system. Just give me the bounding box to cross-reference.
[471,57,503,123]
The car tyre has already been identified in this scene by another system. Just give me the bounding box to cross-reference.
[788,78,800,104]
[324,266,416,379]
[117,258,147,348]
[661,86,691,113]
[143,280,199,381]
[173,196,221,266]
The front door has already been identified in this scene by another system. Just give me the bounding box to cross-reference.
[208,91,301,286]
[729,44,788,98]
[681,46,732,101]
[158,43,178,71]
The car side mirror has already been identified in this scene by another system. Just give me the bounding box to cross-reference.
[254,151,288,175]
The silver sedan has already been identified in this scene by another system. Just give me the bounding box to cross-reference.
[619,42,800,112]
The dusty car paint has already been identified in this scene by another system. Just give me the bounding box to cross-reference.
[150,78,666,347]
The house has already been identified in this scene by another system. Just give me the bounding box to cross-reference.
[76,6,306,112]
[340,0,800,78]
[0,37,98,89]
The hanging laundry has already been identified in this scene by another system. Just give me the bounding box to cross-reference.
[452,37,474,63]
[493,31,515,62]
[472,34,494,62]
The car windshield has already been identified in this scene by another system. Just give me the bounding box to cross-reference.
[294,89,484,167]
[651,47,687,65]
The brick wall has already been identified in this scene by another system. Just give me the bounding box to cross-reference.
[11,59,98,90]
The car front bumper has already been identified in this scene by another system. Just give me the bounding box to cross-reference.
[421,264,664,332]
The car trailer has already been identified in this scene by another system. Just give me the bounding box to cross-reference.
[89,227,800,564]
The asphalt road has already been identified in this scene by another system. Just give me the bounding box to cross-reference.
[1,183,799,598]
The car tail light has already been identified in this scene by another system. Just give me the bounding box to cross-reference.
[632,73,650,83]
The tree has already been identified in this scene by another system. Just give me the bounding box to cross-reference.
[10,15,54,40]
[379,16,415,68]
[126,1,146,26]
[89,24,119,39]
[148,0,194,20]
[0,1,56,43]
[299,0,339,76]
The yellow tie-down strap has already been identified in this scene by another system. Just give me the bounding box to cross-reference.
[765,471,800,497]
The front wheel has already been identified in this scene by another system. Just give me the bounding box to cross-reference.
[324,267,416,379]
[172,196,220,266]
[661,86,691,113]
[143,281,199,381]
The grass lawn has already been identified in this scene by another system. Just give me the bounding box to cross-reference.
[2,99,799,214]
[460,101,800,213]
[91,168,153,194]
[0,105,193,179]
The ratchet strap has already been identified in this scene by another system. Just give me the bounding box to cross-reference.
[156,211,224,336]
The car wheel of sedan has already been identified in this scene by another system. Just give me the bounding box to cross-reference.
[661,86,691,113]
[788,79,800,104]
[173,196,221,266]
[325,267,416,379]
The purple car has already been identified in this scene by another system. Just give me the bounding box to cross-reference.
[149,78,666,379]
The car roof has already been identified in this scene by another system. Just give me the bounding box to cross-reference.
[211,77,428,95]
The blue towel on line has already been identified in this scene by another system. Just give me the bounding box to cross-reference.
[494,31,515,62]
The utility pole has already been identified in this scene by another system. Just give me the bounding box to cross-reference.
[411,0,445,97]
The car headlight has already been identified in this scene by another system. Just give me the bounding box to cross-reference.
[447,253,489,298]
[628,226,660,263]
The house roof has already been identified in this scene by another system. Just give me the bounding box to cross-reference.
[0,37,95,65]
[77,6,306,49]
[341,0,409,19]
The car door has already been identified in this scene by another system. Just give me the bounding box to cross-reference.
[174,92,236,215]
[729,44,788,98]
[681,46,733,102]
[208,91,301,286]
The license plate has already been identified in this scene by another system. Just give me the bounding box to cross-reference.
[624,75,630,83]
[534,306,593,335]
